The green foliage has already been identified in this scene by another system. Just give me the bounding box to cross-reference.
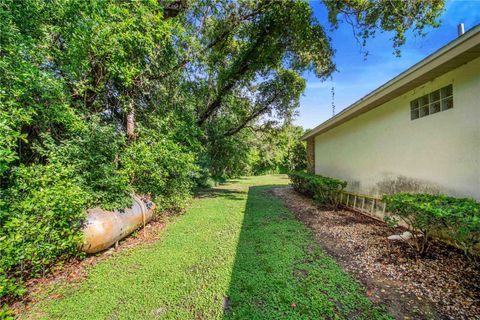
[324,0,444,56]
[42,119,132,210]
[251,125,307,175]
[0,163,89,303]
[204,124,307,180]
[289,171,347,208]
[204,131,256,179]
[122,133,198,211]
[0,305,14,320]
[383,193,480,257]
[196,176,223,189]
[288,139,307,172]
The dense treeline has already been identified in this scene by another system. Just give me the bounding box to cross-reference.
[0,0,443,311]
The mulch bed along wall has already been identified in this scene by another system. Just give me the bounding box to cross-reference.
[272,187,480,320]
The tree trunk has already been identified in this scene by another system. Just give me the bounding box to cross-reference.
[126,101,136,141]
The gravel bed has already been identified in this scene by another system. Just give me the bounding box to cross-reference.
[273,187,480,320]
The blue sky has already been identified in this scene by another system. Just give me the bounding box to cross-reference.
[296,0,480,129]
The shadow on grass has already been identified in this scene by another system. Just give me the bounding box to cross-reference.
[223,185,389,319]
[195,188,245,201]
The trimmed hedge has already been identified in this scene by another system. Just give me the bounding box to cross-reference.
[383,193,480,257]
[288,172,347,208]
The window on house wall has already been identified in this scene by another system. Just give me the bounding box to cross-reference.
[410,84,453,120]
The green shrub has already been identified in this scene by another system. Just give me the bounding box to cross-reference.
[0,304,14,320]
[383,193,480,257]
[122,134,198,211]
[0,164,89,303]
[288,172,347,208]
[195,175,225,189]
[40,120,132,210]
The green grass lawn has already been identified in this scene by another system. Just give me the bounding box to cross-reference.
[23,175,390,319]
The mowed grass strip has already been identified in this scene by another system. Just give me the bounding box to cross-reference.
[23,175,390,319]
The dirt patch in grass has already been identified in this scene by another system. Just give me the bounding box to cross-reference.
[10,216,166,315]
[272,187,480,320]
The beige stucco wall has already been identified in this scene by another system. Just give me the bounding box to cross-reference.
[314,56,480,200]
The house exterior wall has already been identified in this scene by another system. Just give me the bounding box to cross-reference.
[314,56,480,200]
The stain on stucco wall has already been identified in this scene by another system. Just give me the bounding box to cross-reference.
[374,175,440,196]
[346,180,361,193]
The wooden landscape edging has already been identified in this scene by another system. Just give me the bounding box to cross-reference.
[338,191,389,223]
[336,190,480,253]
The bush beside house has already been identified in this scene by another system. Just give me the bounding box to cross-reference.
[383,193,480,257]
[288,172,347,208]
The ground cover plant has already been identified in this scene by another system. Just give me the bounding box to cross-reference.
[19,176,390,319]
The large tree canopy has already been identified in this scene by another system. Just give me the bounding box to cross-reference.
[1,0,444,174]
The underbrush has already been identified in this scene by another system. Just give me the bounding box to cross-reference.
[0,164,89,305]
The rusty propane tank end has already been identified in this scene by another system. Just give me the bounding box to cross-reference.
[81,195,155,254]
